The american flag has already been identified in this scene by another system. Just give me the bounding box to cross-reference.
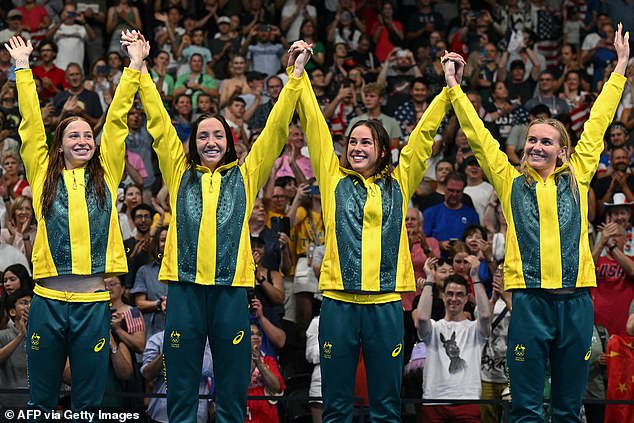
[536,10,562,68]
[123,307,145,333]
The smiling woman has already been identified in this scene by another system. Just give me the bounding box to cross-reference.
[441,23,630,422]
[6,33,144,417]
[294,39,450,421]
[120,30,308,423]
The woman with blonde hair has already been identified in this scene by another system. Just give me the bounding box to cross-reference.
[1,195,36,259]
[440,24,630,422]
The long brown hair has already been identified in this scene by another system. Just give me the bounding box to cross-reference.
[41,116,106,217]
[519,118,578,202]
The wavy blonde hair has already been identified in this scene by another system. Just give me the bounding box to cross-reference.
[519,118,578,202]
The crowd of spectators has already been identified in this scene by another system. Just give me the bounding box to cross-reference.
[0,0,634,422]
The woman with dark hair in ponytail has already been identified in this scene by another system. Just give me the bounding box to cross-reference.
[292,39,451,421]
[5,34,144,416]
[122,30,310,423]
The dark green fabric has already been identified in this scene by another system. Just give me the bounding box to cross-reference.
[164,283,250,423]
[214,167,246,285]
[334,178,366,291]
[175,171,203,282]
[45,178,71,274]
[510,177,542,288]
[506,289,593,423]
[86,173,112,274]
[378,179,403,291]
[556,175,581,289]
[27,295,110,422]
[319,298,404,423]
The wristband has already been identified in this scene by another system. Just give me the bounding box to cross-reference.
[608,243,618,251]
[472,280,482,284]
[422,281,435,288]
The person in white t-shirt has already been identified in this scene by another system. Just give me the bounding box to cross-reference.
[48,3,93,71]
[462,156,494,223]
[416,255,491,422]
[280,0,317,42]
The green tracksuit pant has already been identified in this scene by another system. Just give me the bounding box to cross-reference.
[507,289,593,423]
[319,298,404,423]
[164,283,251,423]
[27,295,110,421]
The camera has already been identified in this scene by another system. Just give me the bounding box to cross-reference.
[246,288,256,315]
[396,49,408,58]
[270,216,291,236]
[306,185,320,195]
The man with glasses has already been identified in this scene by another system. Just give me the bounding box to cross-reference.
[524,70,570,116]
[416,256,491,422]
[31,40,67,100]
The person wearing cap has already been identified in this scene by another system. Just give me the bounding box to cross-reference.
[0,10,30,45]
[242,23,287,77]
[208,16,241,80]
[440,23,629,422]
[592,193,634,337]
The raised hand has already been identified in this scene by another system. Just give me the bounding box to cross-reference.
[423,256,438,281]
[4,36,33,69]
[287,40,313,77]
[441,51,466,88]
[614,23,630,75]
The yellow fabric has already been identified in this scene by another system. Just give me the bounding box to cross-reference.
[295,69,451,298]
[34,284,111,302]
[138,71,301,285]
[17,68,135,279]
[323,290,401,304]
[447,73,626,290]
[293,206,325,256]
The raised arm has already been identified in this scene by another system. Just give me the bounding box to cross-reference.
[99,33,146,188]
[442,51,518,195]
[7,37,47,186]
[467,255,491,337]
[415,257,437,340]
[242,42,308,195]
[394,87,450,199]
[295,54,340,189]
[570,25,629,184]
[125,31,189,191]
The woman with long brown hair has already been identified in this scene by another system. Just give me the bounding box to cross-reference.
[293,39,450,421]
[5,35,144,416]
